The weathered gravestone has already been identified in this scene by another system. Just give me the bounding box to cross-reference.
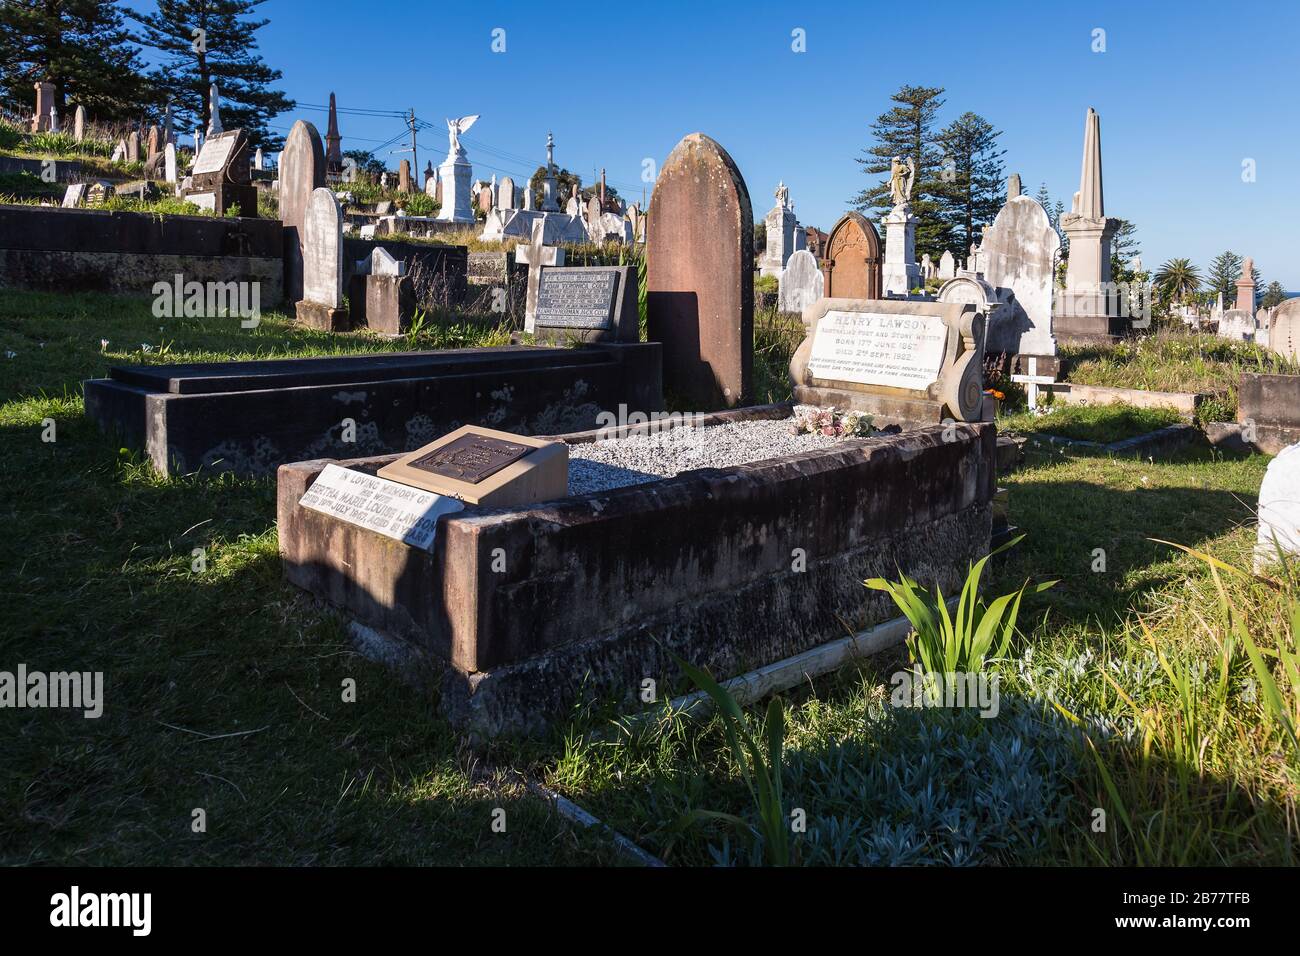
[61,183,87,208]
[789,298,986,425]
[73,105,86,142]
[295,187,347,331]
[32,82,54,132]
[646,132,753,408]
[1256,443,1300,571]
[531,266,638,344]
[399,159,411,194]
[821,211,882,300]
[1218,309,1256,342]
[778,248,824,315]
[939,249,956,279]
[1270,299,1300,361]
[349,247,415,335]
[164,142,177,184]
[188,128,257,217]
[280,120,326,305]
[497,175,516,211]
[127,131,140,164]
[977,193,1061,356]
[515,219,564,330]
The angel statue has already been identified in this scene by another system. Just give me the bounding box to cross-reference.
[888,155,916,206]
[445,114,480,156]
[774,181,790,208]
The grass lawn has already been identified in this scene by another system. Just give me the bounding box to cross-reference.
[997,401,1182,444]
[2,291,1297,865]
[1061,328,1298,422]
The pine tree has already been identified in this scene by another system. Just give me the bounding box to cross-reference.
[1260,281,1288,310]
[1034,183,1067,260]
[935,111,1004,258]
[850,85,950,259]
[1109,219,1140,281]
[0,0,155,121]
[132,0,292,149]
[1206,250,1243,306]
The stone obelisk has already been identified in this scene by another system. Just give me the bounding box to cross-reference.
[1057,107,1121,342]
[325,92,342,178]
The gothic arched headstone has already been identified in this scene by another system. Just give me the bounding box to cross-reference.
[822,211,881,300]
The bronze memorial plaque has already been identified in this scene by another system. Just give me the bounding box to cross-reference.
[406,433,532,484]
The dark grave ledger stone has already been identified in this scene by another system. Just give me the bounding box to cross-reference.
[535,270,619,330]
[407,433,532,484]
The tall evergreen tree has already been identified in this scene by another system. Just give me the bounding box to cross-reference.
[0,0,155,121]
[1260,281,1288,310]
[935,111,1004,258]
[851,85,950,259]
[132,0,292,149]
[1206,250,1243,305]
[1034,182,1067,261]
[1109,219,1140,281]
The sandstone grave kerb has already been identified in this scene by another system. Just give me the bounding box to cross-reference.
[276,419,996,736]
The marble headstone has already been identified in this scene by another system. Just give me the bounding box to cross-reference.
[778,249,825,315]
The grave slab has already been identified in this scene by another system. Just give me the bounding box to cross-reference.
[85,343,663,476]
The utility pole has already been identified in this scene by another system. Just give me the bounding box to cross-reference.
[409,108,418,181]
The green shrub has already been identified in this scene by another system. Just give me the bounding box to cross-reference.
[400,192,435,216]
[754,274,778,295]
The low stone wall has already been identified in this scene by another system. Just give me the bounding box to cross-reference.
[1053,382,1203,416]
[85,343,663,476]
[277,421,996,737]
[0,204,283,302]
[1237,373,1300,454]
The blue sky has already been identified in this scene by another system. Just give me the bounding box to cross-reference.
[137,0,1299,287]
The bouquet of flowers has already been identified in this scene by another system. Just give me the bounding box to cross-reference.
[790,405,875,439]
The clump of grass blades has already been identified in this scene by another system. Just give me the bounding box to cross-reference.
[867,535,1055,688]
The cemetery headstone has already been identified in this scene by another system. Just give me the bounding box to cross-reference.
[516,219,565,330]
[646,132,753,407]
[32,82,54,132]
[378,425,568,509]
[497,175,516,211]
[62,183,87,208]
[789,298,986,424]
[821,211,881,300]
[295,187,348,331]
[207,83,223,135]
[1236,257,1256,315]
[126,131,141,164]
[938,249,956,279]
[778,249,824,315]
[86,180,114,204]
[399,159,411,194]
[111,139,126,163]
[164,143,177,184]
[977,193,1061,356]
[1218,309,1256,342]
[188,128,257,217]
[73,105,86,142]
[532,265,638,344]
[1256,443,1300,571]
[280,120,326,305]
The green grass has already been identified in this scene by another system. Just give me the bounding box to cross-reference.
[2,288,1296,866]
[1062,329,1298,421]
[998,401,1182,444]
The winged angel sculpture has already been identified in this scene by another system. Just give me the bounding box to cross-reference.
[446,115,479,157]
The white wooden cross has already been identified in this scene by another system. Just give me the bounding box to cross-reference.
[516,219,565,332]
[1009,356,1057,411]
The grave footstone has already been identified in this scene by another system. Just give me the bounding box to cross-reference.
[295,187,348,331]
[646,132,753,407]
[280,120,326,305]
[790,298,986,424]
[778,249,824,315]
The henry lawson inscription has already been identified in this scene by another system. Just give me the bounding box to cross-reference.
[299,465,465,551]
[407,433,532,484]
[807,310,948,392]
[535,270,619,329]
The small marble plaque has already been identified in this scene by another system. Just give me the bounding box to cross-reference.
[192,134,237,176]
[298,464,464,551]
[808,309,948,391]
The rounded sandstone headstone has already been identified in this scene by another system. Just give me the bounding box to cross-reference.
[822,211,881,300]
[1256,442,1300,570]
[1269,298,1300,361]
[646,132,754,407]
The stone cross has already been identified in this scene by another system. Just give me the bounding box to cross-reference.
[516,219,565,332]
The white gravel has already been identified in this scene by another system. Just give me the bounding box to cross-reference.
[566,418,843,495]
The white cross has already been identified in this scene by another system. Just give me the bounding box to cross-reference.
[1009,356,1056,411]
[516,219,565,332]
